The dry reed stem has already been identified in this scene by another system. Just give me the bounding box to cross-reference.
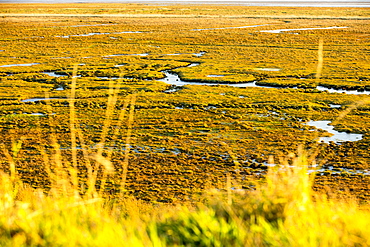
[43,95,59,184]
[106,85,131,161]
[95,86,131,197]
[60,68,137,197]
[76,130,97,198]
[43,92,67,194]
[226,173,232,205]
[96,79,118,157]
[332,99,370,125]
[69,64,78,192]
[120,94,136,196]
[94,79,121,195]
[1,147,16,181]
[32,110,54,183]
[316,38,324,80]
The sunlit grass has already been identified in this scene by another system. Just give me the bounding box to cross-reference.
[0,6,369,244]
[0,64,369,247]
[1,148,370,246]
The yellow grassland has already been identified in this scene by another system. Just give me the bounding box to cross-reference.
[0,4,369,204]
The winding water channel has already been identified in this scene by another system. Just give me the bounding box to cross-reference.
[17,57,368,147]
[56,31,142,38]
[157,62,366,148]
[0,63,40,68]
[158,62,370,95]
[21,97,67,103]
[17,60,368,176]
[259,26,348,34]
[192,24,268,31]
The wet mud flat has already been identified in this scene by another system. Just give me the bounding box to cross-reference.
[0,4,369,203]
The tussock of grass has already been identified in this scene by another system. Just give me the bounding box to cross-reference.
[1,149,369,246]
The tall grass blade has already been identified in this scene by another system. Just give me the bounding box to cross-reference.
[69,64,79,193]
[316,38,324,80]
[120,94,136,195]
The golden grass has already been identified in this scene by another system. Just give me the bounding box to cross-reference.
[1,146,370,246]
[1,3,369,19]
[0,4,369,203]
[0,63,366,246]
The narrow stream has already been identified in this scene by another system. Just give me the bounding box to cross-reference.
[70,24,117,27]
[43,72,67,77]
[19,59,369,105]
[19,62,368,175]
[36,65,365,145]
[157,64,365,147]
[21,98,67,103]
[192,24,268,31]
[104,53,149,57]
[259,26,348,34]
[254,163,370,176]
[158,63,266,88]
[0,63,40,68]
[316,86,370,95]
[158,63,370,95]
[158,69,259,88]
[56,31,142,38]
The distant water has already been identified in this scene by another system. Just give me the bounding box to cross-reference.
[4,0,370,8]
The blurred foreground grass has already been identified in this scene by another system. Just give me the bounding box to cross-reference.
[1,149,369,246]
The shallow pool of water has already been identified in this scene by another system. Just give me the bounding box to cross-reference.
[0,63,40,68]
[255,68,281,71]
[96,76,121,80]
[56,31,142,38]
[71,24,117,27]
[50,57,73,59]
[251,161,370,176]
[21,98,67,103]
[43,72,67,77]
[259,26,348,34]
[104,53,149,57]
[23,112,47,116]
[187,63,200,68]
[305,120,363,143]
[316,86,370,95]
[114,64,127,67]
[192,24,267,31]
[158,69,257,88]
[207,75,225,77]
[329,104,341,108]
[308,166,370,176]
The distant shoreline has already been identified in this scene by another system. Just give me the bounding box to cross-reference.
[3,1,370,8]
